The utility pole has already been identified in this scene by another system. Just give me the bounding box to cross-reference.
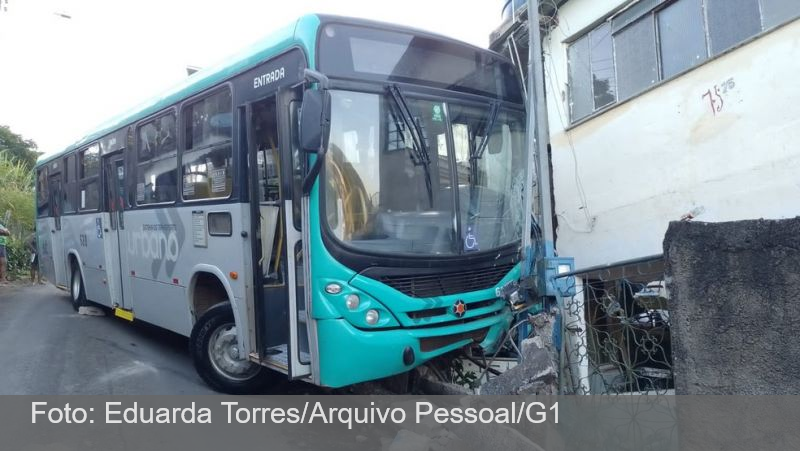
[526,0,554,260]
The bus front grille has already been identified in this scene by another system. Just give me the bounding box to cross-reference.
[406,299,499,320]
[419,327,490,352]
[379,263,515,298]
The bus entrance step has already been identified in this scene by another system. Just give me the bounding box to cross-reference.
[265,344,310,369]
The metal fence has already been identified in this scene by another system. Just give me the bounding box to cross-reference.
[557,255,673,395]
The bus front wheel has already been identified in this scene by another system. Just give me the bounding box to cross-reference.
[70,266,86,311]
[190,303,273,394]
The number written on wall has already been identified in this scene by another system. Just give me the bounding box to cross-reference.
[702,78,736,116]
[79,234,88,247]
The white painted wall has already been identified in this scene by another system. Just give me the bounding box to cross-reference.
[543,0,800,269]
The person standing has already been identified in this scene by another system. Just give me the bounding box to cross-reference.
[28,235,41,284]
[0,223,9,283]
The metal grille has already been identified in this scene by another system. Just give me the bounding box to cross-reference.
[419,327,489,352]
[558,256,674,394]
[406,299,500,320]
[379,263,515,298]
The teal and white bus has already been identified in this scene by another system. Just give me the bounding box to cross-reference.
[34,14,529,393]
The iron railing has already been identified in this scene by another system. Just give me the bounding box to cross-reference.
[556,255,673,395]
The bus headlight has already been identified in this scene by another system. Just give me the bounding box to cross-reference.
[345,294,360,310]
[365,309,379,325]
[325,283,342,295]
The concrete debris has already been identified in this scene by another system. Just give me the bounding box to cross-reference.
[386,430,431,451]
[413,366,473,395]
[429,429,466,451]
[379,403,545,451]
[77,306,105,317]
[450,423,546,451]
[479,337,557,395]
[390,399,441,436]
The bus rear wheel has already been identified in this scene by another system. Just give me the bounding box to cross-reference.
[190,303,273,394]
[70,266,86,311]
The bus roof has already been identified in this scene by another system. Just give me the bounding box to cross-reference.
[37,14,322,167]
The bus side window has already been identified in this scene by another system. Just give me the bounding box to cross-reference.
[182,89,233,201]
[136,112,178,205]
[78,144,100,211]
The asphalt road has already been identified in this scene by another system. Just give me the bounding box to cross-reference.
[0,282,325,395]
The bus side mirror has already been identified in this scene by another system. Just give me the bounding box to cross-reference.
[299,89,330,152]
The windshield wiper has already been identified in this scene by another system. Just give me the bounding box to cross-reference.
[471,101,500,161]
[387,84,434,208]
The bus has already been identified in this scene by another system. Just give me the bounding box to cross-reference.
[34,14,530,393]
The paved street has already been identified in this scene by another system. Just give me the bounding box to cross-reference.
[0,282,322,395]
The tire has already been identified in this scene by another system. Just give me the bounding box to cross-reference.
[70,265,86,311]
[189,302,273,394]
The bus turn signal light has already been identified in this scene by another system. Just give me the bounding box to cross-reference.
[229,272,239,280]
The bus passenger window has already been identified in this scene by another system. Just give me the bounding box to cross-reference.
[182,144,233,200]
[79,181,100,211]
[136,112,178,204]
[182,89,233,200]
[79,145,100,211]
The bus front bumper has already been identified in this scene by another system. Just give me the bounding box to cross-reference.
[315,308,512,388]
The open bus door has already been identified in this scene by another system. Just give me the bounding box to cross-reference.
[246,88,313,380]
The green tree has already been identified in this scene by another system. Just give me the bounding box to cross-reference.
[0,125,41,170]
[0,145,36,278]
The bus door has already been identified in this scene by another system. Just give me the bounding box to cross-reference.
[102,153,131,309]
[47,172,67,286]
[246,92,312,379]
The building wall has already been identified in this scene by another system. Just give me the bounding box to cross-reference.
[665,218,800,394]
[543,0,800,269]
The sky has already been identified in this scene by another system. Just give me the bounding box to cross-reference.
[0,0,503,157]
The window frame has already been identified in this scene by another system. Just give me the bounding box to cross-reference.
[565,0,800,125]
[134,108,179,206]
[179,84,235,203]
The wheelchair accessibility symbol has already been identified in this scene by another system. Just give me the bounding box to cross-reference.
[464,227,478,252]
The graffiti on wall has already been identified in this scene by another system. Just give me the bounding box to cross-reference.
[702,78,736,116]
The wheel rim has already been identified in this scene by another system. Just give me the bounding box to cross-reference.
[207,323,259,381]
[71,270,80,302]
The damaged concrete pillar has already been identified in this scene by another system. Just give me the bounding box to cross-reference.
[664,218,800,394]
[480,334,559,395]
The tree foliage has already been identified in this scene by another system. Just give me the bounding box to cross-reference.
[0,146,36,277]
[0,125,41,170]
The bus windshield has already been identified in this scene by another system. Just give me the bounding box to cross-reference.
[324,90,527,256]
